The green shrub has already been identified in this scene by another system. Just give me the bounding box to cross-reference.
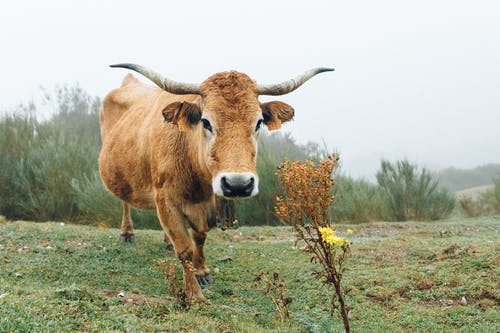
[0,86,100,221]
[376,160,455,221]
[479,175,500,214]
[0,109,37,218]
[460,175,500,217]
[458,195,481,217]
[331,177,388,223]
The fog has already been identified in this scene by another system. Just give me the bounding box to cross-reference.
[1,0,499,179]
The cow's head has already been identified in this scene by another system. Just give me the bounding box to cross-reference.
[110,64,333,199]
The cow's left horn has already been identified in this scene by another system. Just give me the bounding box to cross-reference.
[110,63,201,95]
[257,67,334,96]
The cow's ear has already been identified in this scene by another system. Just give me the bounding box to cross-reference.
[260,101,294,131]
[162,101,201,132]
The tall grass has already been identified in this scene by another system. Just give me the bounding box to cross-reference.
[331,177,387,223]
[480,175,500,213]
[459,175,500,217]
[0,87,100,221]
[376,160,455,221]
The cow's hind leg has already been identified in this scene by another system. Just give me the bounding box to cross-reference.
[120,201,135,242]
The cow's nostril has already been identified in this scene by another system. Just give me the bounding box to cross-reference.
[221,176,230,189]
[247,177,255,188]
[219,174,256,198]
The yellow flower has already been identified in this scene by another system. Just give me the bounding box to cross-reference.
[319,227,335,242]
[347,229,353,235]
[319,227,349,247]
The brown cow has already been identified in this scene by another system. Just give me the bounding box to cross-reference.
[98,64,333,302]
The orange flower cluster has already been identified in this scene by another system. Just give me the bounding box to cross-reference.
[275,155,338,227]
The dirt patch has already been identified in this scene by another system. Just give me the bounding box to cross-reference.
[416,278,436,291]
[476,290,500,310]
[365,286,392,302]
[353,226,402,238]
[419,292,500,310]
[477,298,497,311]
[435,244,478,260]
[101,290,172,307]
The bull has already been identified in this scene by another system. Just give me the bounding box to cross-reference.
[98,64,333,302]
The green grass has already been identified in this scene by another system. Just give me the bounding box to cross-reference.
[1,216,499,332]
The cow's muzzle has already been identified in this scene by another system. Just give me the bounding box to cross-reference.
[213,172,259,198]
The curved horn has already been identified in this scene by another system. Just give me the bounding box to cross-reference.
[110,63,201,95]
[257,67,334,96]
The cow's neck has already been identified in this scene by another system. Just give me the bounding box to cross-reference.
[178,130,213,204]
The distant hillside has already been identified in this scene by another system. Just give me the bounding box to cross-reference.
[454,184,495,199]
[436,164,500,192]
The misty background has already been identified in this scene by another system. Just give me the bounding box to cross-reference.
[1,0,499,179]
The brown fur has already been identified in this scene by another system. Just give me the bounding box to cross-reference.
[98,71,294,302]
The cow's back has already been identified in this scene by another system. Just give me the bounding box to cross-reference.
[99,74,152,140]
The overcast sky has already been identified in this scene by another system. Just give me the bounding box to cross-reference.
[1,0,499,179]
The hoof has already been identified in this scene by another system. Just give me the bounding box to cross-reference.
[188,294,209,304]
[196,273,214,286]
[181,290,208,305]
[120,234,135,242]
[165,243,174,251]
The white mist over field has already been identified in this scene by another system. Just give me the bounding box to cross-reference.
[1,0,499,178]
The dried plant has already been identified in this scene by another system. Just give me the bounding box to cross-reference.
[254,271,292,321]
[275,155,351,333]
[156,260,188,307]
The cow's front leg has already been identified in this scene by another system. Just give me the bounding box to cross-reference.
[155,197,205,303]
[191,229,213,286]
[185,203,216,286]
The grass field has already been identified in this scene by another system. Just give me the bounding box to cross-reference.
[0,216,499,332]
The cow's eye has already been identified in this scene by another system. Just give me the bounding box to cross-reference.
[255,119,263,132]
[201,118,212,133]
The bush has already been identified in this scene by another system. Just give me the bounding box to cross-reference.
[458,195,481,217]
[376,160,455,221]
[479,175,500,214]
[331,177,388,223]
[460,175,500,217]
[0,109,38,218]
[0,86,100,221]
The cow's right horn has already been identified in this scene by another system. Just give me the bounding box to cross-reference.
[110,63,201,95]
[257,67,334,96]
